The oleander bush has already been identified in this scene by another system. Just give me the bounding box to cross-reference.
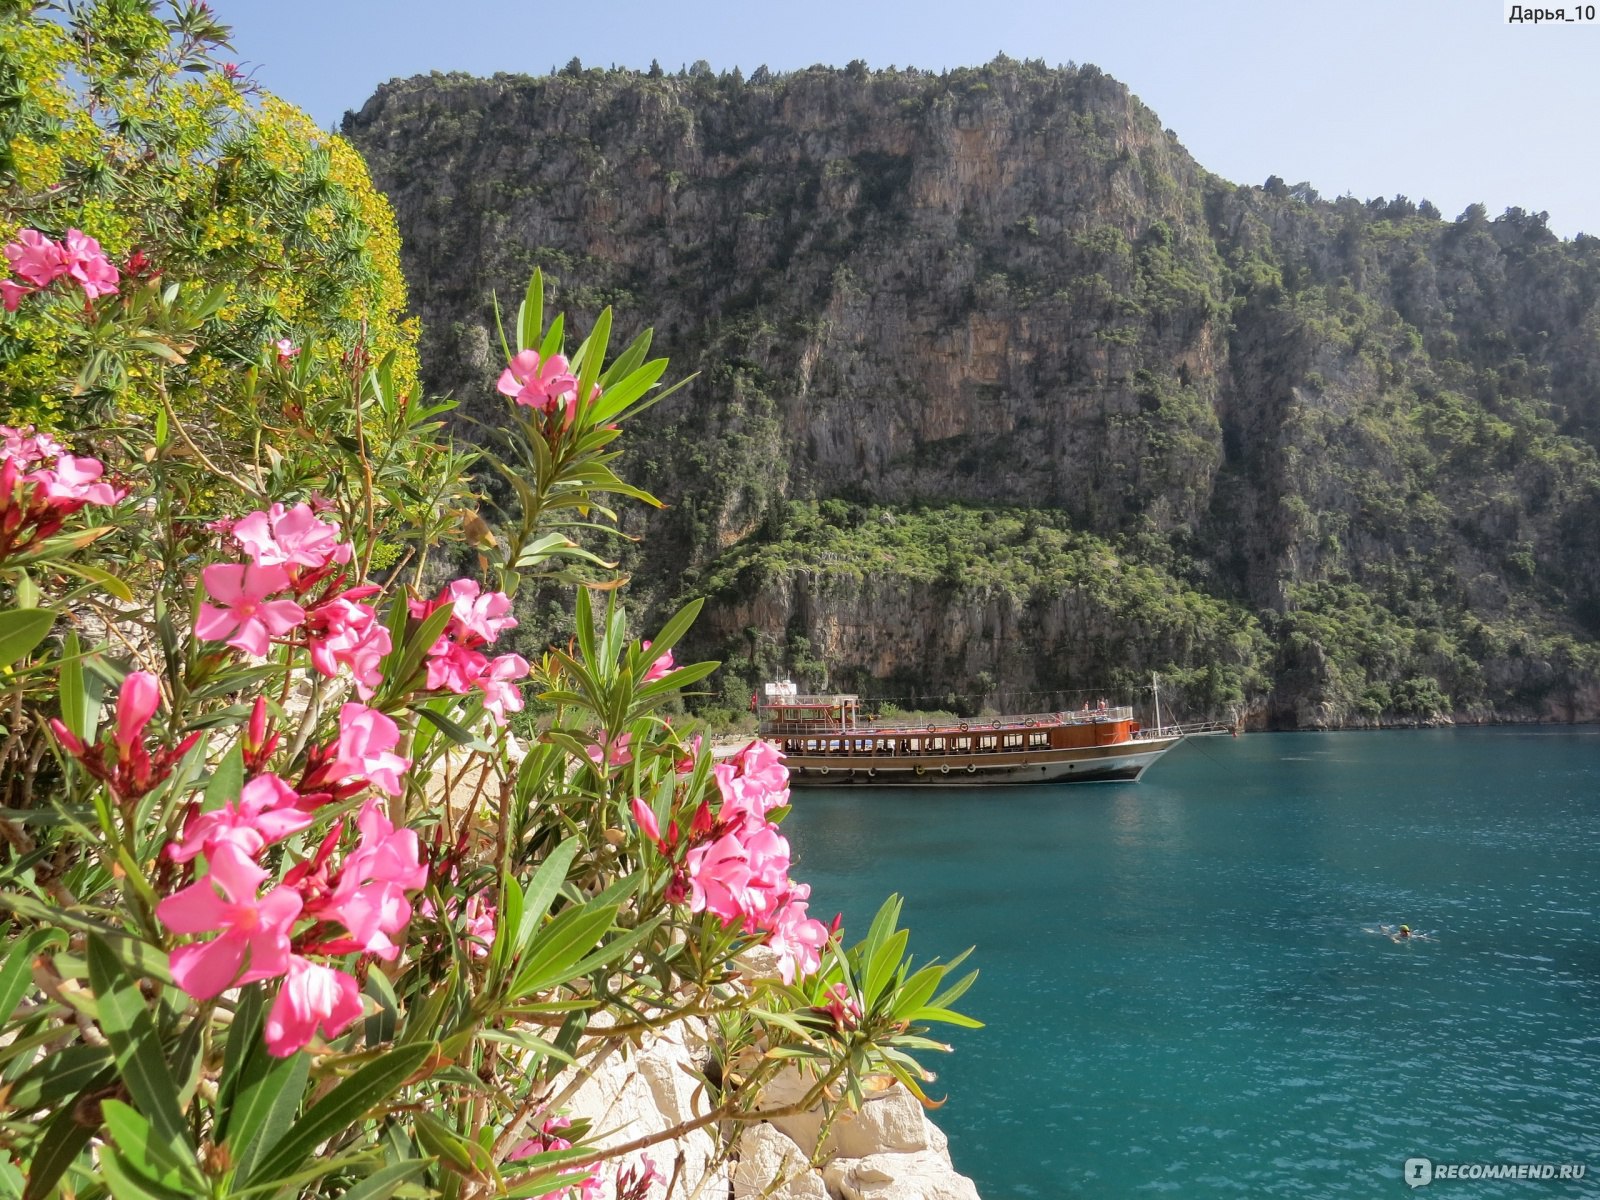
[0,5,976,1198]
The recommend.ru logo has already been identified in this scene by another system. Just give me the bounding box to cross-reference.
[1404,1157,1587,1186]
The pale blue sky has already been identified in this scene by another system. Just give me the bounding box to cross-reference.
[221,0,1599,235]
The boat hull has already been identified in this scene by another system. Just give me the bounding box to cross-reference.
[781,735,1184,787]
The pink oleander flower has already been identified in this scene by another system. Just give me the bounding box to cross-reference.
[640,640,674,684]
[168,773,314,864]
[310,798,425,960]
[821,981,862,1031]
[329,704,410,797]
[714,764,785,829]
[305,596,391,698]
[586,730,632,768]
[62,229,119,301]
[113,671,160,762]
[232,501,351,571]
[418,891,495,957]
[735,738,789,793]
[460,894,496,958]
[439,578,517,643]
[674,733,702,774]
[425,638,488,694]
[476,653,529,725]
[497,349,578,415]
[0,426,63,468]
[158,843,302,1000]
[630,796,662,844]
[766,885,829,984]
[196,562,306,657]
[0,279,34,311]
[48,671,200,802]
[263,955,364,1057]
[33,454,127,506]
[714,739,790,828]
[684,830,757,924]
[273,337,299,366]
[346,797,426,890]
[4,229,66,288]
[613,1153,662,1200]
[509,1117,603,1199]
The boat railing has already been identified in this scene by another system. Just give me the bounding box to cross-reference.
[1137,718,1234,739]
[760,706,1136,735]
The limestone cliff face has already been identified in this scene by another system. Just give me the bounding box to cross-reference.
[345,60,1600,728]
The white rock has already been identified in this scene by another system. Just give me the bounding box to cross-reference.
[823,1150,982,1200]
[554,1029,728,1200]
[827,1086,929,1159]
[754,1062,828,1155]
[731,1122,829,1200]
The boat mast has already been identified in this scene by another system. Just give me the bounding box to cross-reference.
[1152,672,1162,738]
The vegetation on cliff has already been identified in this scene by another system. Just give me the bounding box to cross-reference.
[346,57,1600,728]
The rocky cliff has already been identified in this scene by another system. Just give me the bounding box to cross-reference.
[344,58,1600,728]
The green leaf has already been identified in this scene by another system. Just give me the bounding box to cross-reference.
[0,899,168,983]
[492,873,525,977]
[54,560,135,603]
[58,630,103,742]
[244,1040,433,1189]
[100,1100,195,1193]
[598,326,652,389]
[412,704,487,750]
[364,967,400,1046]
[381,604,455,701]
[3,1044,113,1114]
[516,838,580,955]
[887,964,944,1023]
[538,312,565,361]
[226,1046,309,1183]
[906,1006,984,1029]
[204,741,243,809]
[864,929,910,1010]
[414,1111,494,1177]
[572,306,612,418]
[509,901,618,999]
[0,609,55,667]
[638,598,703,667]
[516,269,544,355]
[0,929,60,1031]
[588,356,668,426]
[85,936,197,1177]
[100,1151,197,1200]
[339,1159,430,1200]
[22,1093,95,1200]
[215,983,264,1137]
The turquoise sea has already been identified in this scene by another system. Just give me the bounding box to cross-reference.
[783,729,1600,1198]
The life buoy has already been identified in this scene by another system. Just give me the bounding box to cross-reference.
[914,764,926,776]
[990,721,1001,730]
[819,766,830,776]
[866,768,877,779]
[1024,719,1036,728]
[966,764,977,774]
[926,723,936,732]
[939,765,950,775]
[958,723,969,732]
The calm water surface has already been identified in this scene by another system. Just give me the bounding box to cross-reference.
[783,729,1600,1198]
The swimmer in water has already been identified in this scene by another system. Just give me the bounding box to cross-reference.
[1362,923,1435,941]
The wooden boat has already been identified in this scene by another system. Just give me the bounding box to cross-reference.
[757,680,1224,787]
